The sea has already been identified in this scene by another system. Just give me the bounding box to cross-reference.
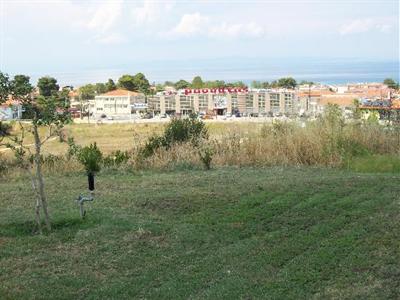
[22,58,400,87]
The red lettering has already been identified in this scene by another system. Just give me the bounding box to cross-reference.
[218,88,225,94]
[210,88,217,93]
[202,89,209,93]
[227,88,233,93]
[243,87,249,93]
[194,89,201,94]
[184,89,192,95]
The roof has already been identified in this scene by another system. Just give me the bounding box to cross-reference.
[0,96,21,108]
[319,94,359,107]
[98,89,141,97]
[68,91,79,98]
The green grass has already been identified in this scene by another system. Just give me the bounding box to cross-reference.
[1,167,399,299]
[348,154,400,173]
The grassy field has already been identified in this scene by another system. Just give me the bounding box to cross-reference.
[1,121,265,156]
[1,167,399,299]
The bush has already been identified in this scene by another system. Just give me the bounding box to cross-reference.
[103,150,130,168]
[141,114,208,158]
[66,137,82,160]
[77,143,102,174]
[198,144,214,170]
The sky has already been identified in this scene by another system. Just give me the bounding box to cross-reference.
[0,0,399,85]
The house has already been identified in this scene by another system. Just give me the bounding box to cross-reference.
[0,99,23,120]
[94,89,146,118]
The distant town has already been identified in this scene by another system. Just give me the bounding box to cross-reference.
[1,74,399,123]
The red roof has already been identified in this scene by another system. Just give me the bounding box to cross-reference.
[99,89,141,97]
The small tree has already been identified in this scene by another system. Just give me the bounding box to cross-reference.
[276,77,297,89]
[105,78,117,92]
[175,79,191,90]
[192,76,204,89]
[383,78,399,90]
[0,72,70,233]
[77,143,102,175]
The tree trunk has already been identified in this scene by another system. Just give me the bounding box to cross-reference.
[29,172,42,234]
[33,124,51,231]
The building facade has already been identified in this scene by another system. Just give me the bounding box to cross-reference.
[147,89,298,116]
[94,89,146,118]
[0,100,23,120]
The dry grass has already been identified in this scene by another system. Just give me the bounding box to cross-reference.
[1,119,400,176]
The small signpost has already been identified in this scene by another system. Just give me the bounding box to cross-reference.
[76,172,95,218]
[75,142,102,218]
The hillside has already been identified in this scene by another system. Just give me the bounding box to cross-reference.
[1,167,399,299]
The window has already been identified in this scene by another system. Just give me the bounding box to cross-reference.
[199,95,208,110]
[180,95,193,110]
[258,93,266,112]
[231,95,238,112]
[245,94,254,113]
[165,96,175,110]
[270,93,280,112]
[285,93,293,111]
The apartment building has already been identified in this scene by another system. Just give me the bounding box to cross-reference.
[147,89,298,116]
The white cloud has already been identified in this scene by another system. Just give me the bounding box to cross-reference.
[339,18,393,35]
[169,13,209,36]
[87,0,123,32]
[94,33,126,45]
[131,0,175,25]
[209,22,266,38]
[167,13,266,39]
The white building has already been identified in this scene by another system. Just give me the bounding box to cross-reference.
[94,89,146,118]
[0,100,23,120]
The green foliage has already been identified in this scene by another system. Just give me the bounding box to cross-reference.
[299,80,315,85]
[141,114,208,158]
[352,99,362,120]
[198,144,214,170]
[225,81,247,88]
[320,103,344,129]
[77,143,103,174]
[163,114,208,146]
[105,79,117,92]
[347,154,400,173]
[141,135,166,158]
[1,168,400,298]
[204,80,226,88]
[383,78,399,89]
[103,150,130,168]
[11,75,33,98]
[276,77,297,89]
[0,72,11,103]
[191,76,204,89]
[174,79,191,90]
[37,76,59,97]
[251,81,270,89]
[79,84,96,100]
[117,73,150,93]
[118,74,136,91]
[66,137,82,160]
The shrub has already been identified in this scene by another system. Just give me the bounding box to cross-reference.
[77,143,102,174]
[103,150,130,168]
[141,114,208,158]
[198,144,214,170]
[66,137,82,160]
[163,114,208,147]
